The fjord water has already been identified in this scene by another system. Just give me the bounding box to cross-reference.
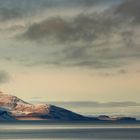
[0,122,140,140]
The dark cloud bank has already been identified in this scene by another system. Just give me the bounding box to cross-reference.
[0,0,139,70]
[18,0,140,69]
[23,0,140,42]
[0,0,53,21]
[0,0,115,22]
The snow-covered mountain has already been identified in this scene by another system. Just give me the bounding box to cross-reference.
[0,92,89,121]
[0,92,137,122]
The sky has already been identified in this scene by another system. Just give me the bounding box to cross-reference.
[0,0,140,103]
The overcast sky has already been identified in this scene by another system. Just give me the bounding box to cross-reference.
[0,0,140,102]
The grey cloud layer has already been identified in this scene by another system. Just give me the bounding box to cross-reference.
[115,0,140,24]
[19,0,140,69]
[0,0,115,22]
[0,0,51,21]
[23,0,139,42]
[0,0,140,70]
[23,14,120,43]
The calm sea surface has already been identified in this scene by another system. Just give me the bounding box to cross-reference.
[0,122,140,140]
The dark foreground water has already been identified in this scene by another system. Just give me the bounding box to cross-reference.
[0,122,140,140]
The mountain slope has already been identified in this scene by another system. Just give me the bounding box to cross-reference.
[0,108,15,121]
[0,92,137,122]
[0,92,89,121]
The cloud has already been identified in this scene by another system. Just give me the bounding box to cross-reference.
[118,69,127,74]
[0,0,139,70]
[137,70,140,73]
[30,100,140,108]
[22,12,121,44]
[0,0,54,22]
[0,7,24,21]
[22,1,139,40]
[115,0,140,24]
[22,1,128,44]
[99,69,128,77]
[0,70,10,84]
[58,0,116,7]
[0,0,113,22]
[21,12,122,68]
[21,7,140,68]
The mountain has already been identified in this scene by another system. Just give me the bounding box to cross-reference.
[0,92,137,122]
[0,107,15,121]
[0,92,90,121]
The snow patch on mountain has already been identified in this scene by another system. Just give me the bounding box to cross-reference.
[0,92,87,120]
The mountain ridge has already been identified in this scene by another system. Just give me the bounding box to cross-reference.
[0,92,137,122]
[0,92,89,121]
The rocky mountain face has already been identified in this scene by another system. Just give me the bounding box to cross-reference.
[0,92,88,121]
[0,107,15,121]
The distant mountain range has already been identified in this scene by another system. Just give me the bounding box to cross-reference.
[0,92,137,122]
